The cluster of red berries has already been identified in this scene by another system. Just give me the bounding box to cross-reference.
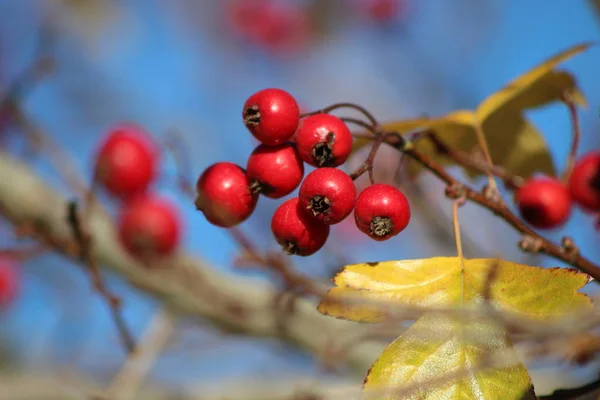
[515,151,600,229]
[94,124,182,260]
[195,88,411,256]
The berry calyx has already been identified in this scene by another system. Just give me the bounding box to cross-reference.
[298,168,356,225]
[569,151,600,211]
[294,113,353,168]
[246,142,304,199]
[354,183,411,241]
[94,124,158,201]
[0,258,20,308]
[195,162,258,227]
[243,88,300,146]
[271,197,330,256]
[118,194,181,259]
[514,178,572,229]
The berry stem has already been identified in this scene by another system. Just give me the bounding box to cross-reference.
[560,91,581,184]
[349,131,390,184]
[301,102,378,127]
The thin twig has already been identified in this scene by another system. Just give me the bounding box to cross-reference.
[163,130,196,199]
[422,131,525,190]
[560,91,581,184]
[66,200,136,353]
[229,227,324,296]
[376,131,600,282]
[301,102,378,127]
[0,244,47,261]
[349,132,390,183]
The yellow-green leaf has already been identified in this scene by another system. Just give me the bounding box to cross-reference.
[360,315,536,400]
[318,257,591,323]
[476,42,591,121]
[318,258,591,400]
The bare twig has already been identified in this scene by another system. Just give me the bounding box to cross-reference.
[230,227,325,296]
[0,244,47,261]
[422,130,525,190]
[66,200,135,353]
[375,131,600,282]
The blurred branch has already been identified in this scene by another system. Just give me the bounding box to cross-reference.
[0,372,358,400]
[101,309,175,400]
[0,150,381,375]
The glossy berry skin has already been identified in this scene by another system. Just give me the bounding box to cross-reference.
[118,195,181,259]
[569,151,600,211]
[243,88,300,146]
[294,114,353,168]
[271,197,330,256]
[515,178,572,229]
[354,184,411,241]
[299,168,356,225]
[246,142,304,199]
[195,162,258,227]
[0,258,20,308]
[95,124,158,200]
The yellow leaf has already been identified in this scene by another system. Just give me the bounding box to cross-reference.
[476,42,591,121]
[318,257,591,323]
[360,315,536,400]
[318,258,591,399]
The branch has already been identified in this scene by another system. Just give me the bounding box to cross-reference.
[381,133,600,282]
[0,150,382,374]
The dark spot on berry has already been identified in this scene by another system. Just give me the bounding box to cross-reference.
[520,204,547,226]
[249,179,272,195]
[370,216,394,237]
[281,240,300,256]
[311,133,336,167]
[366,261,379,267]
[308,195,331,217]
[590,167,600,192]
[243,105,261,126]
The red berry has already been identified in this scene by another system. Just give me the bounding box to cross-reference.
[569,151,600,211]
[515,178,572,229]
[195,162,258,227]
[271,198,330,256]
[95,124,158,200]
[294,114,353,168]
[361,0,401,22]
[118,194,181,259]
[243,88,300,146]
[0,258,20,308]
[227,0,311,56]
[299,168,356,225]
[354,184,411,241]
[247,142,304,199]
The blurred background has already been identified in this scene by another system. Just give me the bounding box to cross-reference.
[1,0,600,398]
